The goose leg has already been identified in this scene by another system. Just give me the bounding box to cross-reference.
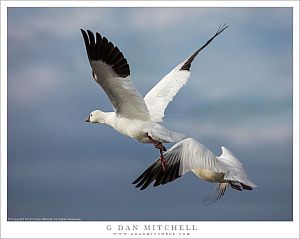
[147,134,167,171]
[159,148,167,172]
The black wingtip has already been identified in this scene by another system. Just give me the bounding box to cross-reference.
[80,29,91,35]
[229,181,243,191]
[80,29,130,78]
[241,183,253,190]
[216,23,228,35]
[180,23,228,71]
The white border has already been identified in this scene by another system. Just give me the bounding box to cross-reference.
[292,0,300,226]
[1,1,299,238]
[0,0,298,7]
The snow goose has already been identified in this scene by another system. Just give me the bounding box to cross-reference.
[133,138,256,205]
[81,24,228,171]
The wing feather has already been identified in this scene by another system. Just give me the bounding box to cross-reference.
[81,29,150,121]
[144,24,228,122]
[178,138,227,175]
[133,137,256,205]
[217,147,257,188]
[202,183,228,207]
[133,138,228,190]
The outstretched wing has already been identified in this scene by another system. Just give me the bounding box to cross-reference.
[81,29,150,121]
[144,24,228,122]
[217,146,257,188]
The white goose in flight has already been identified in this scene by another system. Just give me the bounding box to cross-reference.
[81,24,228,171]
[133,138,256,205]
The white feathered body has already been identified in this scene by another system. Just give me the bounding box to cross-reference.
[193,168,225,183]
[103,112,185,143]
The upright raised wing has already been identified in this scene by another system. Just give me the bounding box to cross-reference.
[81,29,150,121]
[144,24,228,122]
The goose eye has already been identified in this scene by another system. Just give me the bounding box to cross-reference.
[91,114,93,117]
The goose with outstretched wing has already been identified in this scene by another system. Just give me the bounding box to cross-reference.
[81,24,228,171]
[133,138,257,206]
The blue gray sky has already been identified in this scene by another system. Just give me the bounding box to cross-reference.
[7,7,293,220]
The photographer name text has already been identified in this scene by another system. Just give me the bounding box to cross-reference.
[106,224,197,231]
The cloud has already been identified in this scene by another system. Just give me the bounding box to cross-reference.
[166,107,292,148]
[8,8,111,42]
[8,63,66,104]
[8,8,293,103]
